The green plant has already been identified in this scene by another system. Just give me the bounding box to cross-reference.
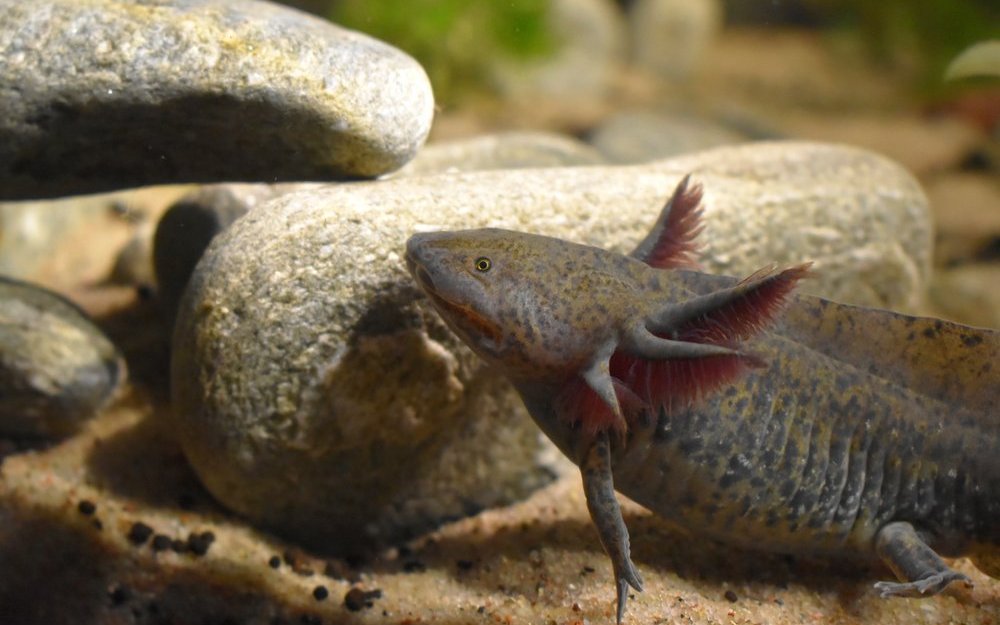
[329,0,555,105]
[809,0,999,94]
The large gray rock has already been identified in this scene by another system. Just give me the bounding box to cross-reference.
[0,0,434,200]
[170,141,931,553]
[155,133,605,325]
[0,277,124,438]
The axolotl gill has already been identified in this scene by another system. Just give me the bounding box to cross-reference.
[405,176,1000,622]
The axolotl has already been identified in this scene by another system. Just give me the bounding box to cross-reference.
[404,177,999,622]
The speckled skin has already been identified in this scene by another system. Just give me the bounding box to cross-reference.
[405,202,999,617]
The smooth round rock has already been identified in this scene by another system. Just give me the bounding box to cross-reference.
[397,132,606,177]
[0,277,124,438]
[588,110,747,163]
[0,0,434,200]
[153,183,317,327]
[169,141,931,553]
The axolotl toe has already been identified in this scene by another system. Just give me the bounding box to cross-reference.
[405,176,1000,622]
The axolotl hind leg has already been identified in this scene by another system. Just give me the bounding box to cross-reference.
[874,521,973,597]
[582,431,643,623]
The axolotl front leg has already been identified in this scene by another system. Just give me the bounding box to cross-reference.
[569,325,752,621]
[581,431,643,624]
[559,271,788,621]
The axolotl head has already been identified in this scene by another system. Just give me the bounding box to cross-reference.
[405,228,650,381]
[405,178,810,435]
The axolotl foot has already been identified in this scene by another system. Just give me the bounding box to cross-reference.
[874,571,973,598]
[581,432,644,623]
[874,521,974,598]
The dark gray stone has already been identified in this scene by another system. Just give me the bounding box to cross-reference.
[0,277,124,438]
[0,0,434,200]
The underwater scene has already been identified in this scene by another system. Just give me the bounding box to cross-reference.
[0,0,998,623]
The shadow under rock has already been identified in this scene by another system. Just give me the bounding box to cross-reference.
[84,408,219,515]
[90,290,173,402]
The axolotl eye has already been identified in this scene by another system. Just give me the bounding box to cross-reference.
[475,257,492,272]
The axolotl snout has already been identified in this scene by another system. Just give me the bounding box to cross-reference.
[405,177,1000,622]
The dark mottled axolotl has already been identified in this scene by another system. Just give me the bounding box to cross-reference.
[404,177,1000,622]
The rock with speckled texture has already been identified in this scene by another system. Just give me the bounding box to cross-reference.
[168,141,931,553]
[0,277,124,438]
[0,0,434,200]
[152,183,319,327]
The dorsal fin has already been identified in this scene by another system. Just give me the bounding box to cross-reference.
[630,174,704,269]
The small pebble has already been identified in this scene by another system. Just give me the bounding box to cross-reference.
[268,555,281,569]
[343,587,381,612]
[312,586,328,601]
[126,522,154,545]
[343,588,366,612]
[724,589,739,603]
[187,531,215,556]
[171,539,188,554]
[77,500,96,515]
[151,534,172,551]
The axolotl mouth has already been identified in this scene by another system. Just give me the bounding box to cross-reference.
[405,250,504,349]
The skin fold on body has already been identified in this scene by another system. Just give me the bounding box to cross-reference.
[404,176,1000,623]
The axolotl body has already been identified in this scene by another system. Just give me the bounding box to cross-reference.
[405,177,1000,622]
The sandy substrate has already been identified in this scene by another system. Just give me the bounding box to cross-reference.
[1,390,997,625]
